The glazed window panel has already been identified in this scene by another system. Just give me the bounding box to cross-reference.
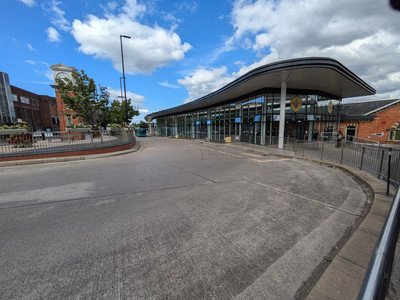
[395,128,400,141]
[21,96,30,104]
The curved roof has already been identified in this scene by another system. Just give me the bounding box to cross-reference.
[146,57,375,121]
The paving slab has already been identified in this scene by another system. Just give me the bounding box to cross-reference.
[307,256,366,300]
[358,213,387,236]
[338,230,378,269]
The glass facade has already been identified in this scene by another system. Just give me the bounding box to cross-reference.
[153,92,342,145]
[0,72,16,125]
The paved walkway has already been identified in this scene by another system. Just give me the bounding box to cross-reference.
[228,142,396,299]
[0,138,396,299]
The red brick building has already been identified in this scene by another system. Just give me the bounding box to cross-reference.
[11,85,59,132]
[340,99,400,144]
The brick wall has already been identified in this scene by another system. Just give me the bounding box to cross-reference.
[341,103,400,144]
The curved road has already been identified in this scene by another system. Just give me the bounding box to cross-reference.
[0,137,368,299]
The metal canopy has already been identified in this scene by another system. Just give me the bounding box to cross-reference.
[146,57,375,121]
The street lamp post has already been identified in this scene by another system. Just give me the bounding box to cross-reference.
[120,35,131,124]
[119,77,123,101]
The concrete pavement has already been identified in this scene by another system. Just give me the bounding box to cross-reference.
[217,141,395,299]
[0,137,395,299]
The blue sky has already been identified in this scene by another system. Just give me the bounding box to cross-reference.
[1,0,400,122]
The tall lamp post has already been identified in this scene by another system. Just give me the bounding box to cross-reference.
[120,35,131,124]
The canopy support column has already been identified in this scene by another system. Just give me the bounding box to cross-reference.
[278,81,287,149]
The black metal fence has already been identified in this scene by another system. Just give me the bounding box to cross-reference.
[293,139,400,187]
[288,138,400,299]
[0,129,135,159]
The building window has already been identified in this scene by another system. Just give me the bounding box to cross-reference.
[389,128,400,141]
[33,110,41,120]
[12,94,18,102]
[24,108,31,120]
[32,100,39,106]
[66,117,73,125]
[21,96,30,104]
[15,107,21,119]
[388,122,400,141]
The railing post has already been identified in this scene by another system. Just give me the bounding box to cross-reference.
[320,139,324,161]
[340,145,344,164]
[360,144,366,170]
[68,132,72,150]
[32,133,37,154]
[378,148,385,179]
[90,131,94,148]
[387,148,392,196]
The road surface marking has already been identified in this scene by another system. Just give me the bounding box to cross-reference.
[241,153,262,157]
[249,158,291,163]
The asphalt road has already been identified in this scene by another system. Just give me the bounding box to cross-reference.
[0,137,368,299]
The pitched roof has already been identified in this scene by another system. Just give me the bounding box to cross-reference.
[341,99,400,120]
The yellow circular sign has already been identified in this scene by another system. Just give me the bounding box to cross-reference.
[328,100,333,114]
[290,96,302,112]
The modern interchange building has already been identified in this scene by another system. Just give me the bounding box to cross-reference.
[145,57,376,148]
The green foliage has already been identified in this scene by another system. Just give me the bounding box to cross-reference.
[108,98,139,124]
[0,121,29,130]
[138,120,149,128]
[66,124,92,129]
[9,134,33,145]
[55,69,140,127]
[55,70,110,127]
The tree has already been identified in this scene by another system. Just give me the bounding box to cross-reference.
[109,98,139,124]
[55,70,110,128]
[138,120,149,128]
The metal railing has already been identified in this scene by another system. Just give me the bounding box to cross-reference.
[294,139,400,187]
[358,186,400,299]
[290,138,400,298]
[0,129,135,159]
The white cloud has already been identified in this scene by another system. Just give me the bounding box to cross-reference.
[227,0,400,99]
[45,70,54,81]
[19,0,36,7]
[46,27,61,42]
[181,0,400,103]
[138,108,149,114]
[25,60,36,65]
[158,80,180,89]
[41,0,70,31]
[26,43,35,51]
[177,66,236,103]
[71,0,191,75]
[33,69,55,82]
[107,87,145,107]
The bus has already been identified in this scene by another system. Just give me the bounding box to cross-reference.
[135,128,147,137]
